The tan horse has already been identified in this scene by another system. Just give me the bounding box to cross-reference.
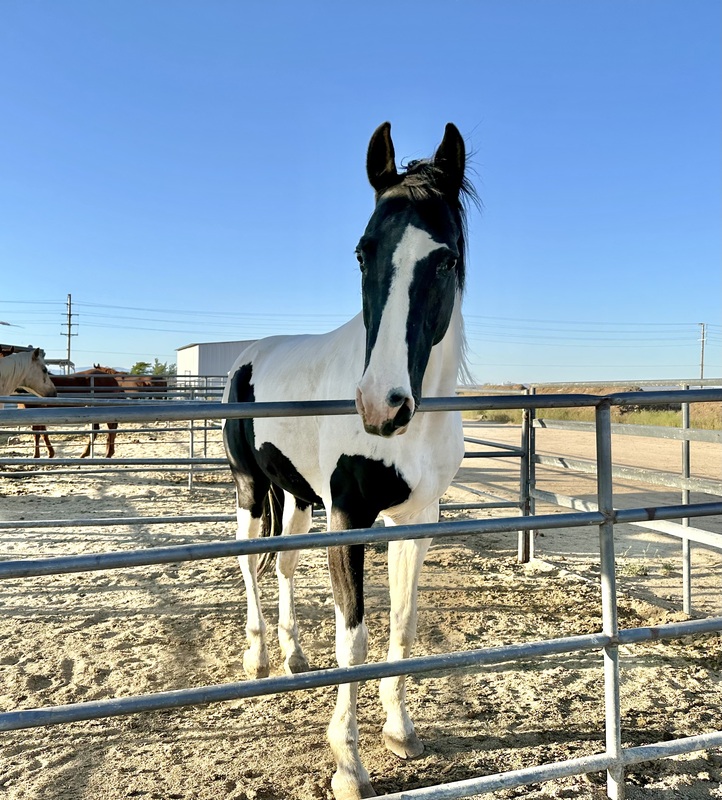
[0,349,57,397]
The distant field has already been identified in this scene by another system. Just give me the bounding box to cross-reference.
[460,384,721,430]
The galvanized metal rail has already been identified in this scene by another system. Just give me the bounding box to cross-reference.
[1,387,721,799]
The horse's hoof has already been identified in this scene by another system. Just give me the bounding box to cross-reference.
[331,774,376,800]
[383,729,424,759]
[284,651,310,675]
[243,650,270,679]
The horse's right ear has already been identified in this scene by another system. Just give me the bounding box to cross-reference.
[32,347,42,360]
[367,122,399,195]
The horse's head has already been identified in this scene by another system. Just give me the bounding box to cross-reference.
[22,348,57,398]
[355,122,470,437]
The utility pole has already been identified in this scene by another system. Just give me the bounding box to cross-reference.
[699,322,706,381]
[61,293,78,374]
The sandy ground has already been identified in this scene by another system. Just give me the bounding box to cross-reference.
[0,419,721,799]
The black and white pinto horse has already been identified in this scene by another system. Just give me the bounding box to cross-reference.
[223,122,474,800]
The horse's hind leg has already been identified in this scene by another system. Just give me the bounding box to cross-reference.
[276,492,312,674]
[379,505,435,759]
[80,424,98,458]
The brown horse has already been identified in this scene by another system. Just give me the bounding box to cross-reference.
[92,365,169,396]
[18,368,123,459]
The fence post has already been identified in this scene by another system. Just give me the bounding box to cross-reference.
[596,400,624,799]
[203,378,210,457]
[188,389,195,492]
[89,374,96,458]
[681,385,692,616]
[517,387,534,562]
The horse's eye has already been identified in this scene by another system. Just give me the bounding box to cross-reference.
[439,257,457,273]
[356,251,366,272]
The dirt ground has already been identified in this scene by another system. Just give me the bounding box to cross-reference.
[0,419,721,799]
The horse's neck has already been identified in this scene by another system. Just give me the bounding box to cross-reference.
[0,356,25,394]
[422,294,465,397]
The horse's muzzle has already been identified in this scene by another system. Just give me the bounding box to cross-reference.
[355,386,415,437]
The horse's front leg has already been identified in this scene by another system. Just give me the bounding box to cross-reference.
[379,504,435,759]
[105,422,118,458]
[41,430,55,459]
[237,505,270,679]
[327,518,374,800]
[31,425,53,458]
[276,493,312,674]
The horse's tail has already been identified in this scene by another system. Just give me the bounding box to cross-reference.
[256,484,284,579]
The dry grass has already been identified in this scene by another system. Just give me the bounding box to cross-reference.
[459,385,721,430]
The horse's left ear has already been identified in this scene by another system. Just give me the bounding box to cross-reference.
[433,123,466,198]
[32,347,42,360]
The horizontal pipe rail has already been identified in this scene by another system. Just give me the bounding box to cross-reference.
[382,753,617,799]
[0,466,227,478]
[0,457,226,466]
[0,394,171,404]
[381,729,722,799]
[0,500,508,531]
[526,378,722,389]
[534,454,722,495]
[1,616,719,734]
[532,490,722,550]
[0,633,613,731]
[0,451,513,470]
[463,436,525,454]
[0,510,604,579]
[535,418,722,444]
[0,513,237,530]
[621,731,722,769]
[1,389,721,427]
[2,503,721,580]
[462,451,521,459]
[0,424,221,436]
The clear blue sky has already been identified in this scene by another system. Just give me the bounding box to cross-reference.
[1,1,720,383]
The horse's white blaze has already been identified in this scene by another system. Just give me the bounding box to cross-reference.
[356,225,446,430]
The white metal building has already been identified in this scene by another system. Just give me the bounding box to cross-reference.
[175,340,256,385]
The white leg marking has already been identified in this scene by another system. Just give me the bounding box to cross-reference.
[379,505,436,759]
[276,494,312,674]
[236,507,270,679]
[328,605,374,800]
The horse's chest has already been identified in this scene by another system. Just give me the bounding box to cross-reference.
[254,410,463,515]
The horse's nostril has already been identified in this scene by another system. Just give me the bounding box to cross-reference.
[387,388,409,408]
[393,400,413,430]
